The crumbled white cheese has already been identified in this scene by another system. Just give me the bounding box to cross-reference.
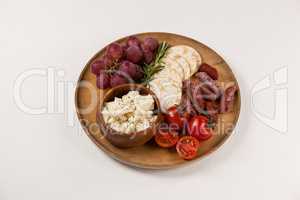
[101,91,157,134]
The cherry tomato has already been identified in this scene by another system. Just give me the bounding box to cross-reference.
[155,129,179,148]
[188,116,213,141]
[176,136,200,160]
[165,106,184,129]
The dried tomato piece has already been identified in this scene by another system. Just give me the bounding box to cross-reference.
[199,63,218,80]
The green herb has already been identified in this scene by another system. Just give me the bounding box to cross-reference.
[142,41,169,84]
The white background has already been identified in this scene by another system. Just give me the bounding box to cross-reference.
[0,0,299,199]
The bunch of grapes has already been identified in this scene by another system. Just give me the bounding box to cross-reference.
[91,36,159,89]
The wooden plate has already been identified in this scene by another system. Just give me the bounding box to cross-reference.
[75,32,241,169]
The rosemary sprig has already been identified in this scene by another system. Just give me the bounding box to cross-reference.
[142,41,169,84]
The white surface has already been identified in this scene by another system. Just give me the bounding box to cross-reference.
[0,0,299,199]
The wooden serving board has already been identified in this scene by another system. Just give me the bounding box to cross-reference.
[75,32,241,169]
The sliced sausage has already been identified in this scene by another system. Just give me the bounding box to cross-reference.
[220,84,238,113]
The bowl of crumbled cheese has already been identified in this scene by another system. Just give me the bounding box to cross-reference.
[97,84,162,148]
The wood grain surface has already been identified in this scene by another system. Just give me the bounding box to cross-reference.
[75,32,241,169]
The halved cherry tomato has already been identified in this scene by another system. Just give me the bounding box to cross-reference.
[188,115,213,141]
[155,129,179,148]
[165,106,184,129]
[176,136,200,160]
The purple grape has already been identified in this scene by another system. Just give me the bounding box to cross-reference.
[143,50,154,64]
[134,65,144,80]
[106,43,123,61]
[125,45,143,64]
[121,43,128,52]
[140,42,148,53]
[127,36,141,47]
[96,72,110,89]
[142,37,159,52]
[103,54,114,67]
[110,74,128,87]
[119,60,144,81]
[91,59,106,75]
[119,60,136,77]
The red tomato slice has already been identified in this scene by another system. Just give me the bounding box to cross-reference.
[188,116,213,141]
[155,130,179,148]
[165,106,184,129]
[176,136,200,160]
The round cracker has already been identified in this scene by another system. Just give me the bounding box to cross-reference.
[148,78,182,112]
[167,45,202,76]
[149,77,181,95]
[159,90,182,113]
[156,85,182,112]
[165,52,191,80]
[162,57,185,80]
[154,67,182,86]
